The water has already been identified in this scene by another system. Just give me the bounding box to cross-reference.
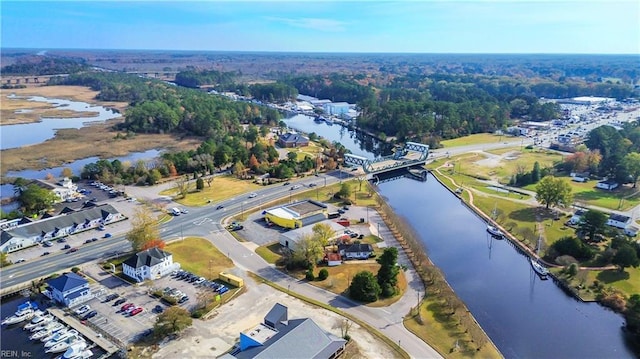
[0,296,104,358]
[283,114,392,158]
[1,95,122,150]
[286,114,635,358]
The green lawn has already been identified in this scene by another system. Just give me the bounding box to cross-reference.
[160,175,263,206]
[524,180,640,211]
[166,237,233,280]
[255,242,283,264]
[440,133,508,148]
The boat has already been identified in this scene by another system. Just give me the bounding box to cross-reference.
[30,322,64,340]
[531,235,549,278]
[46,335,85,354]
[43,328,77,345]
[57,348,92,359]
[1,308,35,325]
[24,312,53,330]
[56,340,89,359]
[486,224,503,238]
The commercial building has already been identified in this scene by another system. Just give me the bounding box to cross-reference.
[34,177,78,202]
[278,132,310,148]
[223,303,346,359]
[0,204,124,253]
[46,272,92,307]
[322,102,350,116]
[264,199,328,230]
[122,247,178,282]
[278,220,345,251]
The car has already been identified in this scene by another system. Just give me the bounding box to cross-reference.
[337,209,345,214]
[91,237,98,242]
[14,258,25,263]
[194,277,205,285]
[68,248,78,253]
[42,241,52,247]
[114,298,126,306]
[349,232,358,238]
[218,287,229,295]
[283,182,290,186]
[120,303,134,312]
[178,296,189,304]
[98,225,105,231]
[90,197,98,202]
[308,183,317,187]
[82,310,98,320]
[57,238,67,243]
[85,239,93,244]
[290,185,301,190]
[181,208,189,214]
[215,205,224,210]
[75,305,91,315]
[152,305,164,314]
[342,206,350,211]
[104,233,112,238]
[41,252,50,256]
[248,192,257,198]
[104,293,119,302]
[63,244,71,250]
[129,307,144,316]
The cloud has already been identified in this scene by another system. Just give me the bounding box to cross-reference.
[266,16,348,32]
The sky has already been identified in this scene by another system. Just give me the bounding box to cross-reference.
[2,1,639,54]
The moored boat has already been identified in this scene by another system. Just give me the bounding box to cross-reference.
[46,336,85,354]
[530,258,549,278]
[486,224,503,238]
[30,322,65,340]
[57,340,90,359]
[1,308,35,325]
[24,312,53,330]
[43,328,77,345]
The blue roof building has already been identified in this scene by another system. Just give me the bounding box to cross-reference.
[46,272,92,308]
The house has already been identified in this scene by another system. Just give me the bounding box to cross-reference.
[596,180,619,191]
[34,177,78,201]
[570,172,589,183]
[278,132,309,148]
[122,247,179,282]
[624,225,639,237]
[224,303,346,359]
[0,204,124,253]
[278,218,343,251]
[46,272,92,307]
[337,243,374,260]
[606,213,632,229]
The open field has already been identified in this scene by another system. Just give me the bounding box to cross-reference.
[161,176,263,206]
[524,180,640,211]
[166,237,233,280]
[440,133,507,148]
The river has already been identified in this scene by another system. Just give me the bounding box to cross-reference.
[285,114,636,358]
[1,95,122,150]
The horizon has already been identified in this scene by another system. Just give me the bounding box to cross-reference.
[2,1,639,55]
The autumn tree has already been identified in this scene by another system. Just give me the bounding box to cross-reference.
[205,176,214,188]
[141,239,166,251]
[154,307,192,336]
[535,175,573,209]
[325,157,337,170]
[312,222,335,247]
[293,234,323,268]
[232,161,246,178]
[249,154,260,171]
[174,176,189,199]
[60,167,73,178]
[126,207,160,251]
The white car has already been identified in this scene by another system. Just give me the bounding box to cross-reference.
[74,305,91,316]
[248,193,257,198]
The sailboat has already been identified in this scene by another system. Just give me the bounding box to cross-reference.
[486,203,503,238]
[531,235,549,279]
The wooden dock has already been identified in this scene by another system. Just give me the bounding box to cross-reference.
[47,307,121,356]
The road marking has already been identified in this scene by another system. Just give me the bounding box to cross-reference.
[193,218,213,226]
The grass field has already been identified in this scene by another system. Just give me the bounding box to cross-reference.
[523,180,640,211]
[166,237,233,280]
[440,133,507,148]
[255,242,283,264]
[404,298,502,359]
[161,175,263,206]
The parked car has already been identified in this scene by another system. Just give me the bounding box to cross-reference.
[82,310,98,320]
[129,307,144,316]
[178,296,189,304]
[57,238,67,243]
[194,277,205,285]
[218,287,229,295]
[152,305,164,314]
[67,248,78,253]
[104,293,119,302]
[41,252,50,256]
[120,303,134,312]
[63,244,71,250]
[91,237,98,242]
[103,233,112,238]
[84,239,93,244]
[14,258,25,263]
[42,241,52,247]
[75,305,91,316]
[113,298,126,306]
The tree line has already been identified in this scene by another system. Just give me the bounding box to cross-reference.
[1,56,89,75]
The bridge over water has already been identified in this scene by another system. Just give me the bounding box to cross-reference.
[344,141,429,175]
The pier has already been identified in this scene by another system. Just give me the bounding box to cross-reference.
[47,307,121,356]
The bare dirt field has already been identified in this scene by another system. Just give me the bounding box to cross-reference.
[152,280,397,359]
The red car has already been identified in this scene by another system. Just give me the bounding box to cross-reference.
[120,303,134,312]
[129,307,143,316]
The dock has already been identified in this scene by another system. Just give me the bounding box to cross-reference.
[47,307,121,356]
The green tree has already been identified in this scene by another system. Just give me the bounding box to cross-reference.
[196,177,204,191]
[535,175,573,209]
[622,152,640,188]
[531,161,541,183]
[18,184,58,215]
[336,182,351,199]
[126,207,160,251]
[0,252,10,268]
[153,307,193,336]
[376,247,400,298]
[612,244,640,272]
[293,234,323,267]
[578,210,607,241]
[312,223,335,247]
[349,271,381,303]
[318,268,329,280]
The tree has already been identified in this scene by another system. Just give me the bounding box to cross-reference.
[336,182,351,199]
[535,175,573,209]
[613,244,640,272]
[18,184,58,215]
[294,234,323,267]
[141,239,166,251]
[0,252,10,268]
[318,268,329,280]
[174,177,189,199]
[312,223,335,247]
[154,307,192,336]
[60,167,73,178]
[349,271,381,303]
[531,161,541,183]
[196,177,204,191]
[622,152,640,188]
[126,207,160,251]
[205,176,214,188]
[376,247,400,298]
[578,210,607,241]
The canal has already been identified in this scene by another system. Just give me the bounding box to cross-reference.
[284,114,636,358]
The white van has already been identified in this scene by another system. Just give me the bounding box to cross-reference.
[171,208,181,216]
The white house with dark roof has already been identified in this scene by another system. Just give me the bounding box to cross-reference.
[0,204,124,253]
[224,303,346,359]
[122,247,178,282]
[606,213,632,229]
[46,272,92,307]
[34,177,78,201]
[337,243,374,260]
[596,179,619,191]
